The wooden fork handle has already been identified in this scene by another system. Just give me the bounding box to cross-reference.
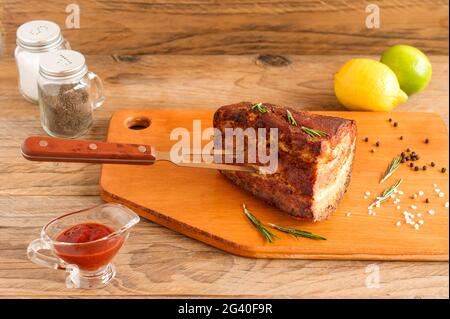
[21,136,156,165]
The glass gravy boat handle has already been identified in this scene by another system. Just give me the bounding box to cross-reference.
[27,238,66,270]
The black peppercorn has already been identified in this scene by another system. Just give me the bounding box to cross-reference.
[415,155,420,160]
[393,122,398,127]
[409,163,414,168]
[431,162,436,167]
[406,148,411,152]
[411,152,416,157]
[400,136,403,140]
[375,141,380,147]
[425,138,429,144]
[405,156,410,161]
[388,118,392,122]
[401,159,405,163]
[370,149,375,153]
[364,137,369,142]
[425,198,430,203]
[423,165,427,170]
[414,166,419,171]
[442,168,447,173]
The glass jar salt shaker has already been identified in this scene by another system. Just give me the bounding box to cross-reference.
[38,50,105,138]
[15,20,71,103]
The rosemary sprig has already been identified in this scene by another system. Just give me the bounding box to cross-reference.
[251,102,268,113]
[286,109,298,126]
[380,155,402,184]
[371,178,403,207]
[242,204,278,243]
[301,126,328,139]
[268,223,326,240]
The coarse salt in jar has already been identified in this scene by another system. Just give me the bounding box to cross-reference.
[15,20,71,103]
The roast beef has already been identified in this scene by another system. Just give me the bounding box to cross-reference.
[213,102,357,221]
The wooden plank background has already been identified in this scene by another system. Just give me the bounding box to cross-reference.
[0,54,448,297]
[0,0,448,298]
[1,0,449,56]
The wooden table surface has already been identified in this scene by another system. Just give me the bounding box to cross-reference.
[0,54,448,298]
[1,0,448,56]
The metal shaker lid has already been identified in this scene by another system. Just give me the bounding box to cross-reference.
[39,50,88,80]
[16,20,63,51]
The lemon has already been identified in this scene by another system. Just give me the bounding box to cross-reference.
[380,45,432,95]
[334,58,408,112]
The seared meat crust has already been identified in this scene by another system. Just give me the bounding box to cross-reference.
[213,102,357,221]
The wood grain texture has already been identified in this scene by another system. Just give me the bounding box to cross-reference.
[0,54,448,127]
[1,0,448,56]
[0,196,449,298]
[0,54,448,297]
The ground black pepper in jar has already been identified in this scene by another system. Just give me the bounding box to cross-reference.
[38,50,104,138]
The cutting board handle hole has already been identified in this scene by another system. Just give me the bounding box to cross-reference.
[126,117,151,130]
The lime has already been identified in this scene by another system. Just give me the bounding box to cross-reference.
[334,58,408,112]
[380,45,432,95]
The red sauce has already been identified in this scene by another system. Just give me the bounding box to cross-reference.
[54,223,124,271]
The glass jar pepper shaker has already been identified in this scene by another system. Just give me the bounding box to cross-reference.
[15,20,71,103]
[38,50,105,138]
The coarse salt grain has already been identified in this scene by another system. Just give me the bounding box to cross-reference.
[414,224,420,230]
[445,202,449,208]
[428,210,435,215]
[365,191,371,196]
[346,212,351,217]
[417,213,422,217]
[390,194,396,199]
[396,221,401,227]
[398,190,404,195]
[433,184,438,188]
[363,196,368,199]
[439,192,445,198]
[396,205,401,210]
[435,188,441,193]
[419,220,424,225]
[419,191,424,196]
[412,194,418,199]
[411,205,417,210]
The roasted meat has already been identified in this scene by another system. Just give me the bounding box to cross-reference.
[213,102,357,221]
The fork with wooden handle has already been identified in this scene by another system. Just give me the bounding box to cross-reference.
[21,136,259,173]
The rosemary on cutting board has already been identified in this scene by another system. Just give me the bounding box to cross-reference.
[251,102,268,113]
[268,223,326,240]
[301,126,328,139]
[286,109,298,126]
[242,204,278,243]
[379,155,402,184]
[371,178,403,207]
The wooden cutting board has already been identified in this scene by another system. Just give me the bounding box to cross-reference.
[100,109,449,261]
